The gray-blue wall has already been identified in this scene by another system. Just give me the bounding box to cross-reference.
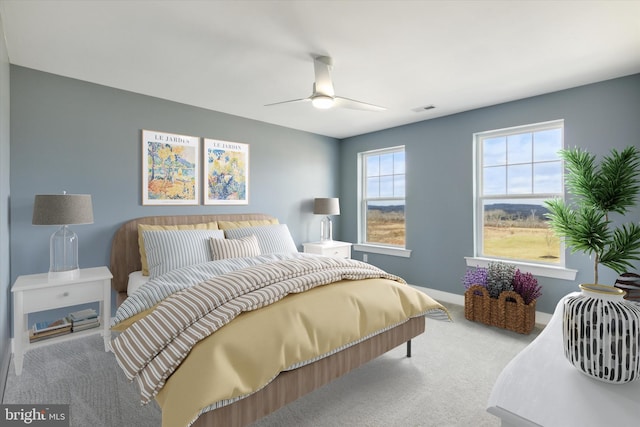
[340,74,640,314]
[4,65,639,373]
[0,13,11,400]
[9,65,340,306]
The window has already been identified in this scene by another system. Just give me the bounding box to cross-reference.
[357,146,406,250]
[474,120,564,266]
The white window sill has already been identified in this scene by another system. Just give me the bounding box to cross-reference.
[353,244,412,258]
[464,257,577,281]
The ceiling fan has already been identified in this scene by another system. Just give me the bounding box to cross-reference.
[265,56,386,112]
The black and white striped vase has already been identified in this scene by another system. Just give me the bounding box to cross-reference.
[563,283,640,383]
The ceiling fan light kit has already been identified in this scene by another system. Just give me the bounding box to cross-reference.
[311,95,334,109]
[266,55,386,112]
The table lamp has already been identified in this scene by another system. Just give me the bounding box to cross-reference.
[314,197,340,242]
[32,192,94,280]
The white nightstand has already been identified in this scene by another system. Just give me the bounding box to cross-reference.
[11,266,113,375]
[303,241,352,259]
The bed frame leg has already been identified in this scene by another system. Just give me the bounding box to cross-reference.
[406,340,412,357]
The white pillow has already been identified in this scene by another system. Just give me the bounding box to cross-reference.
[127,271,149,295]
[143,229,225,278]
[224,224,298,254]
[209,235,261,260]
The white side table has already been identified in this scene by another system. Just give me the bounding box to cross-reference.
[303,241,352,259]
[12,266,113,375]
[487,293,640,426]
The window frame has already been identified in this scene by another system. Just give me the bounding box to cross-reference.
[468,119,577,280]
[355,145,410,258]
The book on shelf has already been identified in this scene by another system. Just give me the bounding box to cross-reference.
[30,326,72,339]
[72,320,100,332]
[32,317,71,334]
[71,317,100,327]
[29,329,71,343]
[68,308,98,322]
[29,319,72,343]
[69,308,100,331]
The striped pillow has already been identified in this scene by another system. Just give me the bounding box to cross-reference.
[224,224,298,254]
[209,235,261,260]
[137,222,219,276]
[143,229,225,278]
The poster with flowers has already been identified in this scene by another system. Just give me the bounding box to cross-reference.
[142,130,200,205]
[203,138,249,205]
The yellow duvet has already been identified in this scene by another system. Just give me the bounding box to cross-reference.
[151,278,447,427]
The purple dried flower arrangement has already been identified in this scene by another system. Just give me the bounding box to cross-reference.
[462,262,542,305]
[512,269,542,305]
[462,266,487,290]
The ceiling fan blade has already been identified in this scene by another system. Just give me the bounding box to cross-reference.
[334,96,386,112]
[313,56,335,97]
[264,98,310,107]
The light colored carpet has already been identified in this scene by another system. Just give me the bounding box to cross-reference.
[3,303,543,427]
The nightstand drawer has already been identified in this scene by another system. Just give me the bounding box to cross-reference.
[303,241,352,259]
[323,245,350,259]
[22,280,103,312]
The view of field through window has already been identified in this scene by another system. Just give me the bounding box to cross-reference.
[366,204,405,246]
[476,120,564,265]
[362,146,406,247]
[483,201,560,263]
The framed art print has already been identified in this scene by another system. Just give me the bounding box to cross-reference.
[142,130,200,205]
[203,138,249,205]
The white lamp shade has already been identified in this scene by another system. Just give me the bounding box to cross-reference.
[314,198,340,215]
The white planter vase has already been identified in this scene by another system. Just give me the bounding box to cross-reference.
[563,284,640,383]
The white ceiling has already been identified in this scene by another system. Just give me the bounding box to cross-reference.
[1,0,639,139]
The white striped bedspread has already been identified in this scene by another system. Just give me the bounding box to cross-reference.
[113,253,308,324]
[111,255,416,404]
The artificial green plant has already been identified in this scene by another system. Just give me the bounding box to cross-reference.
[544,146,640,284]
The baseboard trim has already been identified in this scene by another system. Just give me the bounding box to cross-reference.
[418,286,552,326]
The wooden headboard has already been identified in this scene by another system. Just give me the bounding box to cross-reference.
[109,213,276,305]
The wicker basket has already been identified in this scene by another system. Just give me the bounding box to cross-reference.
[464,285,536,334]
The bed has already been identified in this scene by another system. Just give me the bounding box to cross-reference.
[109,213,448,427]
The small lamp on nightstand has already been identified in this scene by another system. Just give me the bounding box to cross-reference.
[32,192,94,280]
[314,197,340,242]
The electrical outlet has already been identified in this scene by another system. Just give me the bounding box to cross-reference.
[363,254,368,262]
